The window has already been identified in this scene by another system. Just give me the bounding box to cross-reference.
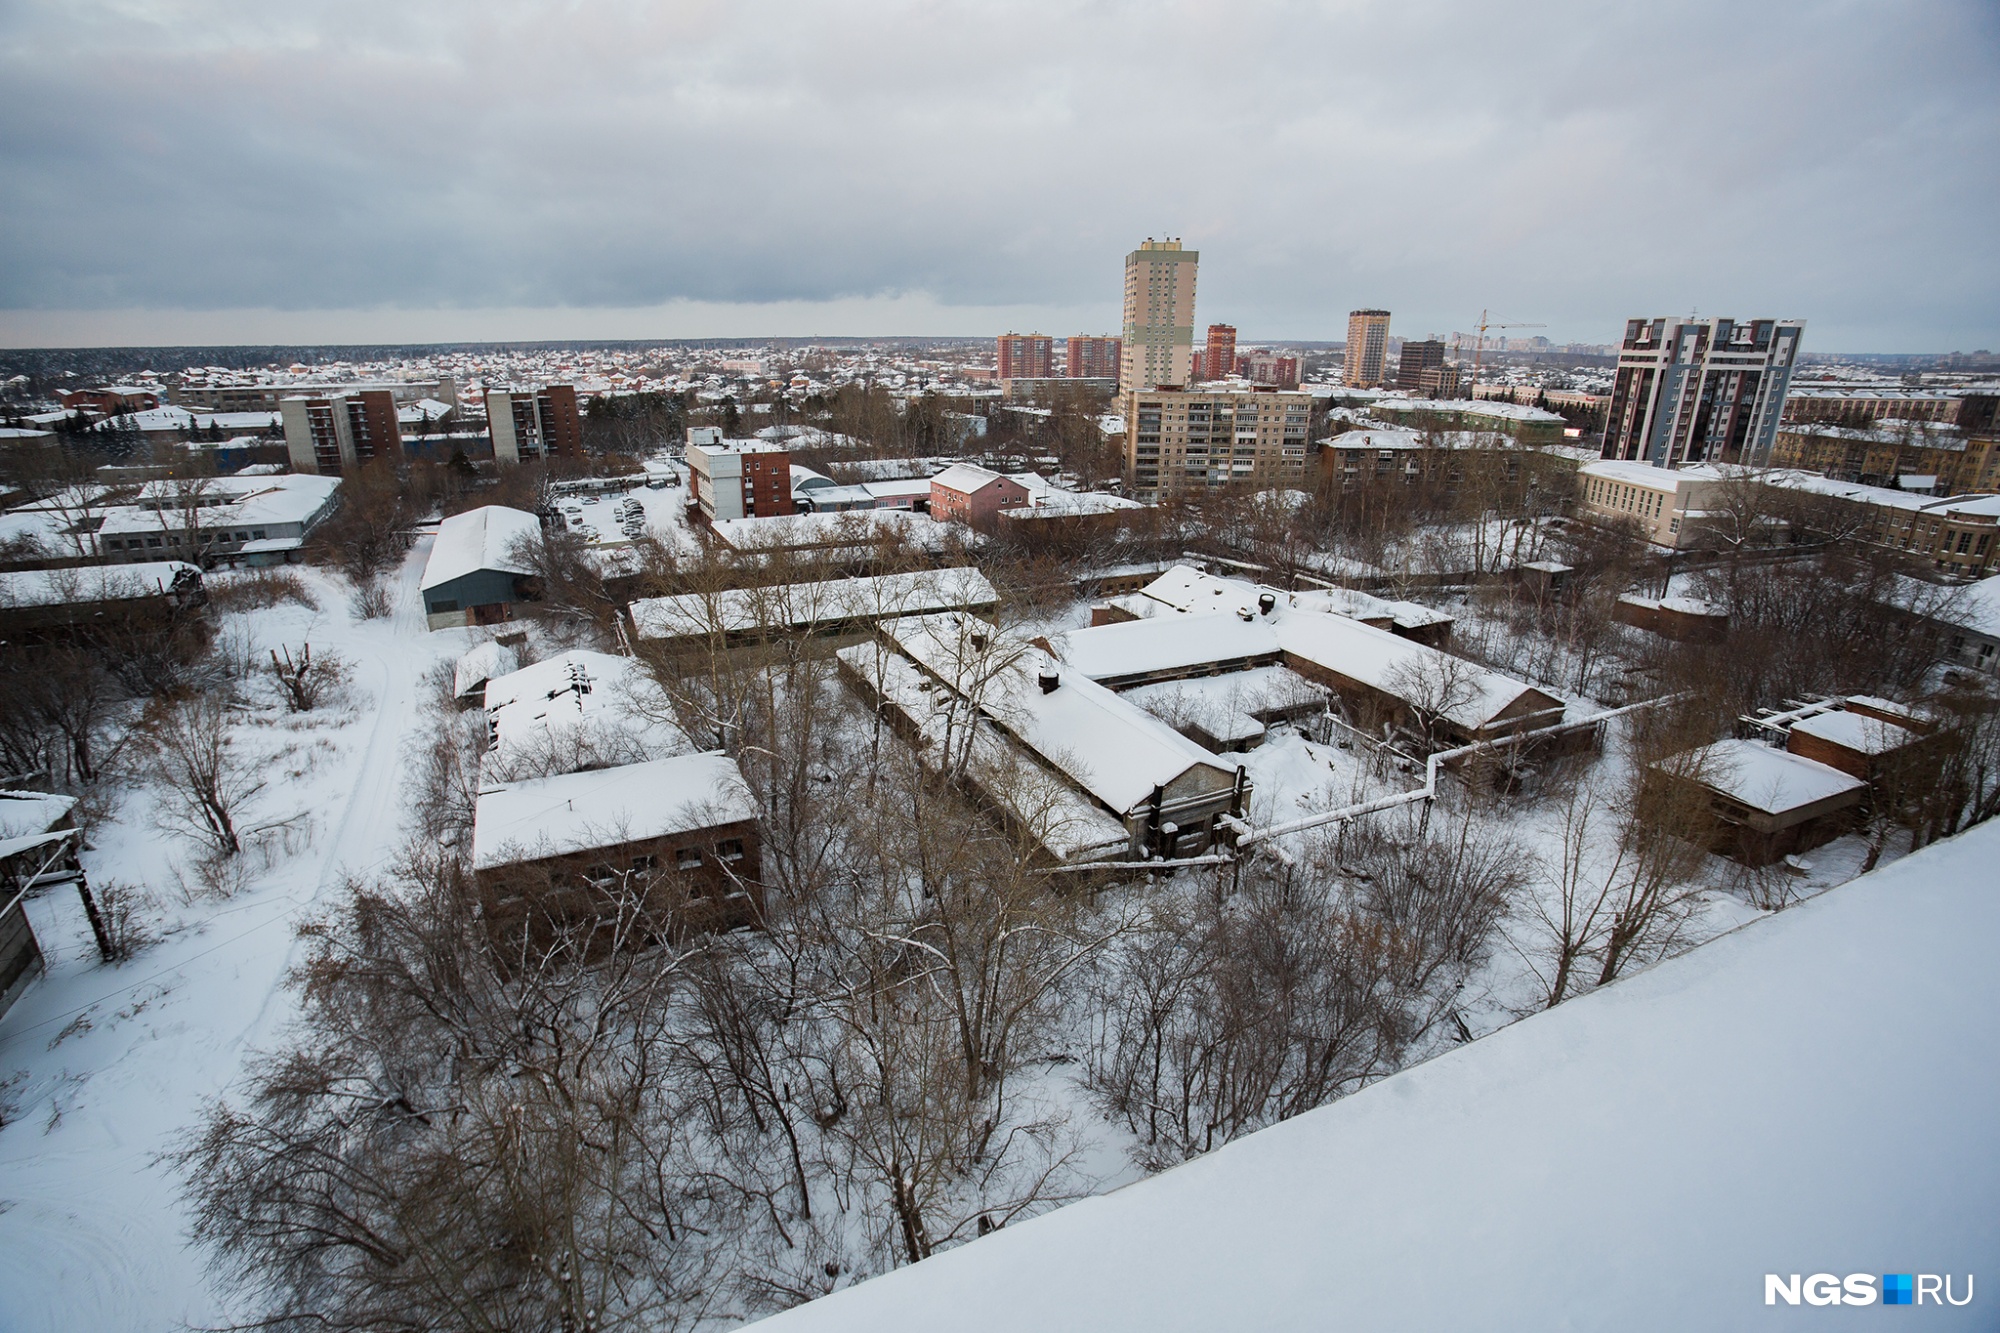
[676,848,703,870]
[146,536,162,548]
[717,839,745,863]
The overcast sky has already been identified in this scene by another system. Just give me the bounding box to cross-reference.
[1,0,1995,351]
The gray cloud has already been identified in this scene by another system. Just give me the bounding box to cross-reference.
[0,0,1995,349]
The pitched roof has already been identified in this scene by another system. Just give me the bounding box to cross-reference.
[880,612,1238,817]
[472,752,757,871]
[421,506,542,590]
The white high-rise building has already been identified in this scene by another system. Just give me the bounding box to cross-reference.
[1602,317,1805,467]
[1120,239,1199,393]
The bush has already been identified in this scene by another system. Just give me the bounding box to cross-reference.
[207,569,317,614]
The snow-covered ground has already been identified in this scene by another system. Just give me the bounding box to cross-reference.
[0,543,469,1332]
[745,816,2000,1332]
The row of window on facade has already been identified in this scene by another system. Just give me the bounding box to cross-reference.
[102,527,270,552]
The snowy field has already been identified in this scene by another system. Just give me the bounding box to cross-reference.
[0,543,466,1332]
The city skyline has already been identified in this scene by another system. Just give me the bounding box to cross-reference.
[0,1,1995,352]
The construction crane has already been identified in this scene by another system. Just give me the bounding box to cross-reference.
[1457,309,1547,400]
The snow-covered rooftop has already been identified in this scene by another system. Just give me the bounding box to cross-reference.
[0,561,196,608]
[1681,738,1865,814]
[420,505,541,590]
[928,463,1013,495]
[482,650,685,777]
[1949,573,2000,638]
[629,568,996,644]
[452,640,521,701]
[744,816,2000,1333]
[472,752,757,872]
[0,789,78,841]
[1579,459,1726,488]
[1789,709,1919,756]
[1053,600,1552,734]
[878,612,1241,819]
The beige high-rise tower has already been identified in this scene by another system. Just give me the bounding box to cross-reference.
[1345,309,1391,387]
[1120,239,1199,393]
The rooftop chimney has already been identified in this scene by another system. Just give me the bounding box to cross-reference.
[1258,592,1277,616]
[1038,667,1061,694]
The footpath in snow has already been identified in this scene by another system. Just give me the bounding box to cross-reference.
[0,540,461,1333]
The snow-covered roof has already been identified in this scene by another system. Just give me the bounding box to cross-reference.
[929,463,1016,495]
[1370,397,1565,423]
[1950,574,2000,638]
[1789,709,1919,756]
[1115,565,1449,634]
[836,639,1131,863]
[421,506,541,590]
[1123,665,1327,747]
[472,752,757,872]
[0,561,196,608]
[743,816,2000,1333]
[630,568,996,643]
[0,789,78,841]
[453,640,521,701]
[481,650,685,777]
[1680,738,1865,814]
[708,509,948,554]
[1579,459,1725,488]
[1053,600,1551,733]
[878,612,1240,818]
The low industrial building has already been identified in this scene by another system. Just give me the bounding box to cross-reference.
[0,561,203,637]
[1575,459,1730,548]
[628,567,997,651]
[471,753,763,940]
[839,611,1251,863]
[1366,397,1568,446]
[1050,585,1561,749]
[1648,738,1864,866]
[419,505,543,630]
[929,464,1033,531]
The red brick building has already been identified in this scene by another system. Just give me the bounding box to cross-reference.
[998,333,1054,381]
[930,463,1032,532]
[1203,325,1237,383]
[1067,335,1122,380]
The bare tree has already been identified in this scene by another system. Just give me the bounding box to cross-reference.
[137,692,264,856]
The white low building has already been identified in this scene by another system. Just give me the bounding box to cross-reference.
[1575,458,1729,548]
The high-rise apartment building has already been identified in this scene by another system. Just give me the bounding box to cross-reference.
[279,389,401,476]
[1345,310,1391,387]
[1395,339,1446,393]
[997,333,1054,381]
[1602,317,1805,468]
[1066,335,1122,380]
[1124,384,1312,497]
[1120,239,1199,393]
[1203,324,1238,383]
[486,384,583,464]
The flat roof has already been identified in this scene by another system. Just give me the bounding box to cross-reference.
[472,752,756,872]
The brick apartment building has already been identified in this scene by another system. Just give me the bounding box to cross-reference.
[1066,335,1122,380]
[1124,385,1311,497]
[686,437,793,521]
[486,384,583,463]
[279,389,403,475]
[1202,325,1237,383]
[61,385,161,416]
[1767,419,2000,495]
[997,333,1054,381]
